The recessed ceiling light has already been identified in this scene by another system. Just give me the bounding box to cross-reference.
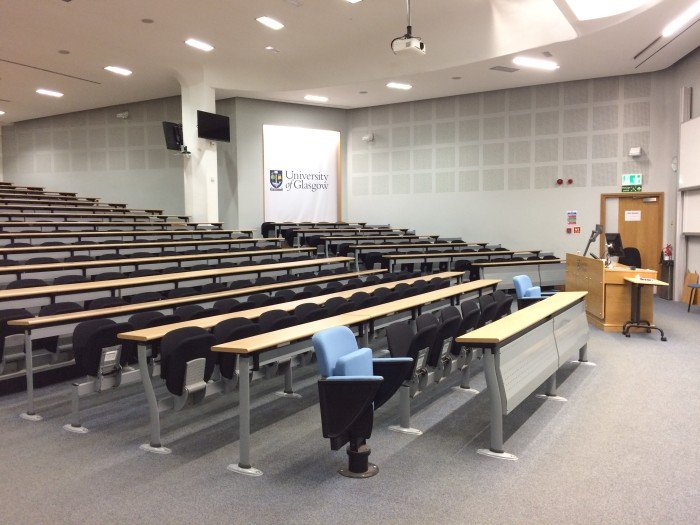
[104,66,133,76]
[36,89,64,98]
[662,1,700,37]
[512,56,560,71]
[265,46,280,52]
[58,49,70,55]
[256,16,285,30]
[0,111,5,116]
[386,82,412,90]
[345,0,363,3]
[304,94,329,103]
[564,0,651,21]
[141,18,154,24]
[185,38,214,52]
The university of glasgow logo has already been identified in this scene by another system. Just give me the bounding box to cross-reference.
[270,170,283,189]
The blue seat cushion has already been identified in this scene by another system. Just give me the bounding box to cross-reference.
[524,286,541,298]
[335,347,373,377]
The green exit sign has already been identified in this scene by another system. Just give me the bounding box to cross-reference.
[622,173,642,192]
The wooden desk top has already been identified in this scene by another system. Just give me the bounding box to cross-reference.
[383,250,542,259]
[624,277,668,286]
[320,235,420,241]
[471,258,562,267]
[0,229,243,239]
[210,279,499,354]
[0,212,177,220]
[455,291,588,346]
[0,247,314,274]
[0,256,352,301]
[0,237,279,254]
[9,269,385,329]
[118,272,461,342]
[0,203,154,213]
[348,242,489,250]
[0,221,222,228]
[292,227,397,233]
[0,196,104,205]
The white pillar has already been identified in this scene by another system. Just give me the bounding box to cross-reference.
[180,80,219,222]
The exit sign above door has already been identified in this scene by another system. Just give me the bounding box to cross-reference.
[622,173,642,192]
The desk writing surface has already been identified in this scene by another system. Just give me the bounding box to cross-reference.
[471,259,563,267]
[384,251,525,259]
[117,272,464,342]
[9,270,385,329]
[0,237,278,254]
[348,242,488,250]
[624,277,668,286]
[0,256,352,301]
[211,279,499,355]
[0,229,242,239]
[0,221,220,228]
[0,247,314,274]
[455,291,588,345]
[320,235,418,241]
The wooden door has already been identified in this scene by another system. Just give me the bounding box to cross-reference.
[600,193,664,274]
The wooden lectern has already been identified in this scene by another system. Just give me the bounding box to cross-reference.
[565,253,658,332]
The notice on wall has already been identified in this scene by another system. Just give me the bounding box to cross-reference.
[263,125,340,222]
[567,210,577,225]
[625,210,642,222]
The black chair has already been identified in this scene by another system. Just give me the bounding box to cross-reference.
[303,285,324,297]
[0,259,20,267]
[477,294,498,327]
[229,279,253,290]
[213,298,240,313]
[64,255,94,263]
[386,320,438,382]
[72,319,135,376]
[33,302,82,354]
[323,281,344,293]
[258,309,299,331]
[294,303,328,323]
[452,299,481,355]
[165,287,198,299]
[276,274,298,283]
[249,293,285,307]
[26,257,60,265]
[123,311,182,361]
[619,247,642,268]
[344,278,364,290]
[124,291,163,304]
[6,278,46,289]
[159,327,216,397]
[91,272,126,281]
[363,275,382,286]
[274,289,297,302]
[86,297,128,310]
[129,269,160,278]
[213,319,261,379]
[493,290,514,320]
[255,276,276,286]
[53,275,90,285]
[200,282,228,294]
[426,306,462,372]
[324,297,354,316]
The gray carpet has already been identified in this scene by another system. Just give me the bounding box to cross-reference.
[1,299,699,524]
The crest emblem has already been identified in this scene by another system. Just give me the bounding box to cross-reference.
[270,170,283,189]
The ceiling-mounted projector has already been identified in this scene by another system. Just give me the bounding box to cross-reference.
[392,36,425,55]
[391,0,426,56]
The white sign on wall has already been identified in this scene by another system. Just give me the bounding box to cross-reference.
[625,210,642,222]
[263,125,340,222]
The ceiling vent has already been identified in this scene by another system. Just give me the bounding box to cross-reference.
[490,66,519,73]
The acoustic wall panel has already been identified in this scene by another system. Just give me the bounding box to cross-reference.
[459,170,480,192]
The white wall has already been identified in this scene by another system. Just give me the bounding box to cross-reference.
[216,98,347,232]
[0,97,185,214]
[345,74,666,256]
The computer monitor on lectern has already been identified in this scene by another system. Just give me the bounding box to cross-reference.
[605,233,625,257]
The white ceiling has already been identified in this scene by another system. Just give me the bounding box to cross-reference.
[0,0,699,123]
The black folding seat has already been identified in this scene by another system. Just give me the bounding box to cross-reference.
[259,309,299,332]
[323,281,344,294]
[173,305,204,321]
[159,327,216,396]
[215,262,238,269]
[6,278,46,289]
[26,257,60,265]
[332,267,348,274]
[294,303,328,323]
[292,291,313,301]
[542,254,558,260]
[303,284,324,297]
[189,307,222,320]
[237,260,255,267]
[493,290,514,320]
[160,251,178,257]
[510,256,524,262]
[527,255,541,261]
[385,320,438,381]
[477,294,498,327]
[411,280,429,294]
[349,291,371,309]
[128,252,157,259]
[95,254,124,261]
[213,298,240,313]
[419,307,463,370]
[33,302,82,354]
[394,283,411,297]
[165,287,198,299]
[122,311,181,361]
[363,275,382,286]
[72,319,135,376]
[295,271,316,279]
[254,276,276,286]
[74,240,98,246]
[6,242,30,248]
[53,275,90,285]
[343,278,364,290]
[0,308,32,370]
[129,269,159,278]
[40,241,65,246]
[396,271,413,280]
[372,287,390,301]
[86,296,128,310]
[182,250,200,256]
[380,273,399,283]
[337,243,352,257]
[324,297,354,316]
[91,272,126,281]
[274,289,297,302]
[451,300,481,355]
[64,255,94,262]
[229,279,253,290]
[275,274,297,283]
[160,266,184,274]
[258,258,276,264]
[228,300,256,312]
[188,264,212,272]
[316,269,334,277]
[0,260,20,267]
[124,291,163,304]
[249,293,285,307]
[212,318,262,379]
[199,282,228,294]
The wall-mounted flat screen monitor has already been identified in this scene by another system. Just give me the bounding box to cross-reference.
[197,110,230,142]
[605,233,625,257]
[162,121,183,151]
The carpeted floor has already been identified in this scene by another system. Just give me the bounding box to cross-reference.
[1,298,698,524]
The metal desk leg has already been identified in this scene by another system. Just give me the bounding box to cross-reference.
[228,355,263,476]
[388,383,422,435]
[574,343,596,366]
[452,348,479,394]
[20,332,42,421]
[477,351,517,460]
[138,343,170,454]
[536,372,567,402]
[274,361,302,399]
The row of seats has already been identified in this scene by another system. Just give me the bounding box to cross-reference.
[0,236,261,250]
